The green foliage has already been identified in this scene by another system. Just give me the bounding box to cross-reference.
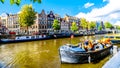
[33,0,41,3]
[0,0,41,5]
[37,0,41,3]
[70,22,78,32]
[89,21,96,30]
[16,0,21,5]
[10,0,14,5]
[52,19,60,30]
[104,22,113,29]
[18,4,36,32]
[0,0,4,3]
[116,26,120,30]
[98,26,102,31]
[80,18,88,29]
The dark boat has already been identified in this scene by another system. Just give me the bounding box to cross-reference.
[59,43,113,63]
[0,35,51,44]
[103,34,120,44]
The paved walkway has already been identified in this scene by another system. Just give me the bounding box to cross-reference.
[102,51,120,68]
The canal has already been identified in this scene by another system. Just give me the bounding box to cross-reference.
[0,34,119,68]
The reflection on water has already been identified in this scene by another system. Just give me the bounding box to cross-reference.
[0,34,119,68]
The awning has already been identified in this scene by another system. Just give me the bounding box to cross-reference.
[9,31,16,34]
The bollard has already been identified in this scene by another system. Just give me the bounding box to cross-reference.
[88,55,91,63]
[113,46,118,55]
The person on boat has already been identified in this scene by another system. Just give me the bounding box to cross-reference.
[84,40,89,46]
[94,42,104,50]
[101,38,111,48]
[83,40,94,51]
[78,43,86,51]
[82,40,89,51]
[87,40,94,51]
[78,43,82,48]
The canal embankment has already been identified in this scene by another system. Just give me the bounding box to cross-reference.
[102,46,120,68]
[0,30,112,44]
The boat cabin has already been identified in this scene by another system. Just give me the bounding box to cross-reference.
[15,35,46,40]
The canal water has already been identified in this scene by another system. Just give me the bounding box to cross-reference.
[0,34,119,68]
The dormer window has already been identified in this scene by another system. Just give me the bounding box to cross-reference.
[50,15,53,17]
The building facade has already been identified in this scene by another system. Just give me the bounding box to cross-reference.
[0,13,9,34]
[60,18,69,32]
[0,13,8,27]
[64,14,80,31]
[38,10,47,34]
[54,14,61,22]
[7,14,20,35]
[47,11,55,32]
[101,21,105,30]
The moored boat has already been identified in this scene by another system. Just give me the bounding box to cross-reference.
[0,35,50,44]
[59,41,113,63]
[104,34,120,44]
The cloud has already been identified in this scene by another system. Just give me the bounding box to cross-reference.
[76,0,120,24]
[103,0,107,2]
[84,2,94,8]
[114,21,120,26]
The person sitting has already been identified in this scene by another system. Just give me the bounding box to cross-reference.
[95,46,100,51]
[84,40,89,46]
[78,43,82,48]
[83,40,94,51]
[94,43,104,50]
[87,40,94,51]
[101,38,111,48]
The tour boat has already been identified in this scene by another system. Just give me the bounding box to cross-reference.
[104,34,120,44]
[59,42,113,63]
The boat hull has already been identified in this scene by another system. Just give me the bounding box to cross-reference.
[0,36,51,44]
[59,45,113,63]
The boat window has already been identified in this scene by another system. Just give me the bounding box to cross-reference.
[31,36,35,39]
[116,36,120,39]
[17,37,19,39]
[104,36,108,38]
[26,36,29,38]
[109,36,114,38]
[36,36,39,38]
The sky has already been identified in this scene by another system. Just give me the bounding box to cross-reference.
[0,0,120,25]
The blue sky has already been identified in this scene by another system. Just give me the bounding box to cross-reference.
[0,0,120,25]
[0,0,108,17]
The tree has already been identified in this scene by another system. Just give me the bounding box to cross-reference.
[98,25,102,31]
[70,22,78,32]
[80,18,88,30]
[18,4,36,34]
[89,21,96,30]
[104,22,113,29]
[116,26,120,30]
[0,0,41,5]
[52,19,60,30]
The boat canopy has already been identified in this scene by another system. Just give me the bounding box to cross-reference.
[70,47,86,52]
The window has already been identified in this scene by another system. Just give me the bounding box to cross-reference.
[104,36,108,38]
[31,36,35,39]
[26,36,29,38]
[116,36,120,39]
[36,36,39,38]
[42,26,44,29]
[109,36,114,38]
